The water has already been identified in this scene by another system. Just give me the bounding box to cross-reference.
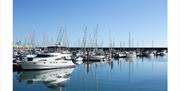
[13,56,167,91]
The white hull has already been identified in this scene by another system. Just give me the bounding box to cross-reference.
[75,60,83,64]
[20,60,75,70]
[119,53,126,57]
[147,53,154,57]
[159,50,167,56]
[126,52,136,58]
[75,57,83,61]
[20,53,75,70]
[89,55,106,61]
[75,57,83,64]
[160,52,166,56]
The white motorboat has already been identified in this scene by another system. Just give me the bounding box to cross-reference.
[19,53,75,70]
[126,51,136,58]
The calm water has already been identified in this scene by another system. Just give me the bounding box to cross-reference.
[13,56,167,91]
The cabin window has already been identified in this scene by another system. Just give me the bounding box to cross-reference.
[36,54,57,58]
[27,58,33,61]
[39,59,47,61]
[61,62,67,63]
[57,76,62,78]
[55,58,62,60]
[44,62,46,64]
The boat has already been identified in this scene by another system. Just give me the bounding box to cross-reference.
[89,55,106,61]
[75,56,83,64]
[114,52,126,58]
[126,51,136,58]
[147,52,154,57]
[118,52,126,58]
[145,51,154,57]
[126,32,136,58]
[17,68,74,89]
[87,49,106,61]
[75,56,83,61]
[159,50,167,56]
[60,51,72,60]
[19,53,75,70]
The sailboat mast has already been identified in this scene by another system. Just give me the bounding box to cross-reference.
[137,40,139,48]
[129,32,131,48]
[56,27,63,46]
[95,24,98,50]
[83,26,87,47]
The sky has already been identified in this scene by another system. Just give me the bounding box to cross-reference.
[13,0,167,47]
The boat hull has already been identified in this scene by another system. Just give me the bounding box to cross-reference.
[89,55,106,61]
[147,53,154,57]
[126,53,136,58]
[19,60,75,70]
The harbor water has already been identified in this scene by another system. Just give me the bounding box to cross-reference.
[13,56,167,91]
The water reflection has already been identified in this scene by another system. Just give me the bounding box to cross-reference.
[82,56,161,74]
[17,68,75,90]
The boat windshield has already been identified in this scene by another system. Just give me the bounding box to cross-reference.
[36,54,56,58]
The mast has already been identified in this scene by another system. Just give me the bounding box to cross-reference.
[152,40,154,48]
[132,38,133,48]
[43,33,46,47]
[29,30,36,54]
[120,41,122,48]
[82,26,87,48]
[137,40,139,48]
[56,27,63,46]
[109,30,112,58]
[43,32,48,51]
[112,39,115,48]
[23,34,27,50]
[129,32,131,48]
[123,41,125,48]
[82,26,87,53]
[64,25,69,48]
[95,24,98,50]
[29,30,36,51]
[142,40,144,47]
[93,24,98,52]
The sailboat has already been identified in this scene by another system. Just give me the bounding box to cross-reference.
[88,25,106,61]
[126,32,136,58]
[126,51,137,58]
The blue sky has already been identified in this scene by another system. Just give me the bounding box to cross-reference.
[13,0,167,47]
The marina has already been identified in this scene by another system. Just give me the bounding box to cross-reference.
[13,55,167,91]
[13,41,167,91]
[13,25,167,91]
[13,46,167,70]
